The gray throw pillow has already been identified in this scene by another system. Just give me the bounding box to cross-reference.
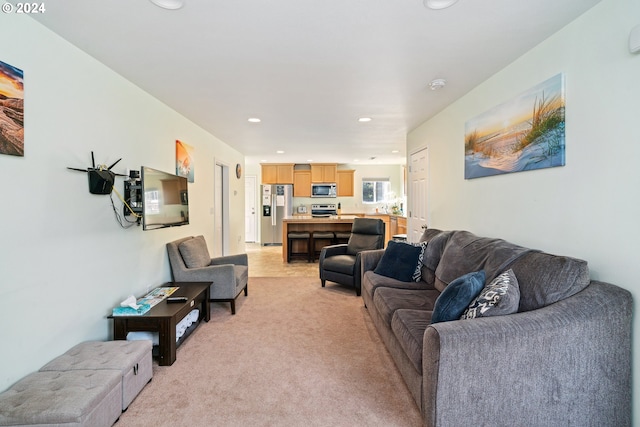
[178,236,211,268]
[461,269,520,319]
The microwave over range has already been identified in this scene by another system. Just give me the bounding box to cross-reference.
[311,183,336,198]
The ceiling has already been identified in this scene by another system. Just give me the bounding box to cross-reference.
[31,0,600,165]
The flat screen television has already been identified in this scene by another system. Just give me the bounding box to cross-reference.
[141,166,189,230]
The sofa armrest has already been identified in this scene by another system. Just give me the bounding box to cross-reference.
[422,281,632,427]
[360,249,385,273]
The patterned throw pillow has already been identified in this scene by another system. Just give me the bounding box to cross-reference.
[461,269,520,319]
[373,240,428,282]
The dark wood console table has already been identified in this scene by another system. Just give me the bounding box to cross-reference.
[109,282,211,366]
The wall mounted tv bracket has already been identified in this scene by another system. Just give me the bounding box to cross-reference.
[124,170,142,221]
[67,151,127,194]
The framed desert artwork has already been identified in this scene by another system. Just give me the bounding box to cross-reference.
[465,73,566,179]
[0,59,24,157]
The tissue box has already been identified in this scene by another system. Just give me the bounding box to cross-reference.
[112,303,151,316]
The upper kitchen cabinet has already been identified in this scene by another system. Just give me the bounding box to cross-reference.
[336,170,355,197]
[261,164,294,184]
[310,164,337,183]
[293,170,311,197]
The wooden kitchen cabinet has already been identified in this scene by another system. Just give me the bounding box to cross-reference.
[397,216,407,235]
[389,215,407,237]
[293,170,311,197]
[261,164,294,184]
[310,164,337,183]
[336,170,354,197]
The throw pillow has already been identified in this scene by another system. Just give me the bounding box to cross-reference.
[431,270,485,324]
[461,269,520,319]
[178,236,211,268]
[374,240,428,282]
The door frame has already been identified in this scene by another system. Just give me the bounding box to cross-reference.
[408,145,429,242]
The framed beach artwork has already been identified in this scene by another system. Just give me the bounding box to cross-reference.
[464,73,566,179]
[0,59,24,157]
[176,139,194,183]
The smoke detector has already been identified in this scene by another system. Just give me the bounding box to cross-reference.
[428,78,447,90]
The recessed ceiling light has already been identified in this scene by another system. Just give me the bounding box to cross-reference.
[423,0,458,10]
[428,78,447,90]
[248,117,261,123]
[276,150,285,154]
[392,150,400,154]
[358,117,372,122]
[307,159,313,162]
[149,0,184,10]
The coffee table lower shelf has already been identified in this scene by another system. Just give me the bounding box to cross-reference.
[108,282,211,366]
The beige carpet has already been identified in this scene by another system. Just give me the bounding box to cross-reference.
[116,277,422,427]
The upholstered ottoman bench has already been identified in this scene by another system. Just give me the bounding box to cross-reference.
[39,340,153,411]
[0,370,122,427]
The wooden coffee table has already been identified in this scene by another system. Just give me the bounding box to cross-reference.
[109,282,211,366]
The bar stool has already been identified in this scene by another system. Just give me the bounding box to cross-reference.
[311,231,335,261]
[287,232,312,263]
[334,231,351,245]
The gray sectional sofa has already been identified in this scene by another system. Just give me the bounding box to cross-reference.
[361,229,632,427]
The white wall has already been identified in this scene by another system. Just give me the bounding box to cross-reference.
[408,0,639,420]
[0,14,245,389]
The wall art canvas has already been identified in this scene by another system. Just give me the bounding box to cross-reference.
[0,59,24,157]
[176,139,194,183]
[464,73,565,179]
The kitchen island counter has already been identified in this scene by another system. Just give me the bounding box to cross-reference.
[282,216,359,262]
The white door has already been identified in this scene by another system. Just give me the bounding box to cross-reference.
[408,147,429,242]
[214,163,230,256]
[244,176,257,242]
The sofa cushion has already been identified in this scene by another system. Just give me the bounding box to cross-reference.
[374,240,427,282]
[391,309,433,373]
[461,269,520,319]
[362,271,436,306]
[374,287,440,325]
[433,231,531,292]
[178,236,211,268]
[510,251,590,312]
[431,270,485,324]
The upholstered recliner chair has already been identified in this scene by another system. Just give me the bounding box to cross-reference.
[319,218,385,296]
[167,236,248,314]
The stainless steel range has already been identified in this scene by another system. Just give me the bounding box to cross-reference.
[311,203,337,217]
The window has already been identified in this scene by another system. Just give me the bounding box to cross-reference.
[362,178,391,203]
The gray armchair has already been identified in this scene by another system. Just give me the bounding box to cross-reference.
[167,236,248,314]
[319,218,385,296]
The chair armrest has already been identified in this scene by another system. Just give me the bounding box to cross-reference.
[360,249,385,273]
[210,253,248,267]
[422,281,632,427]
[318,244,348,266]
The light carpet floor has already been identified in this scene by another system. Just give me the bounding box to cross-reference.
[116,277,422,427]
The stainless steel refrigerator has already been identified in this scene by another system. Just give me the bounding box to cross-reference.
[260,184,293,246]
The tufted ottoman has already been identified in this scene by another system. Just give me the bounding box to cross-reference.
[39,340,152,411]
[0,370,121,427]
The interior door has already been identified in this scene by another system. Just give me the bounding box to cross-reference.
[408,147,429,242]
[214,163,230,256]
[244,176,257,242]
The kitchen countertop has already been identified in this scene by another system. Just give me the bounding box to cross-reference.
[283,215,359,222]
